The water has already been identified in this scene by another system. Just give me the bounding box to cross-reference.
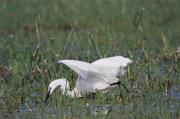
[162,84,180,99]
[0,60,179,118]
[7,86,179,119]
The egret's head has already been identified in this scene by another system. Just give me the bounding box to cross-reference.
[44,78,70,103]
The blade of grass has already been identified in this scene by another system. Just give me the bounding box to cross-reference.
[88,33,101,59]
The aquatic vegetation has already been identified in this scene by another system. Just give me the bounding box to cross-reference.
[0,0,180,118]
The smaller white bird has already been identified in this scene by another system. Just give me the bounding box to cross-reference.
[44,56,132,103]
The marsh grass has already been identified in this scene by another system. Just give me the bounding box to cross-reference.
[0,0,180,118]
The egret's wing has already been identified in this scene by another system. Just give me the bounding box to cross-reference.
[59,60,106,80]
[91,56,132,76]
[59,59,118,94]
[75,72,111,94]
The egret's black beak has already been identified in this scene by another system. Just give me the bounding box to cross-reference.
[44,89,51,104]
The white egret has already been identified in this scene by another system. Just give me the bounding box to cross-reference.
[44,56,132,103]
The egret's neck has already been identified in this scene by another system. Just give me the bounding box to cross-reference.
[59,80,70,95]
[48,79,82,98]
[49,79,70,95]
[67,88,82,98]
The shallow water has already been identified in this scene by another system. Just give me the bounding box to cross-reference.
[0,58,179,119]
[162,84,180,99]
[5,86,179,119]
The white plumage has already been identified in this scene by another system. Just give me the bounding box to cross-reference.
[44,56,132,103]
